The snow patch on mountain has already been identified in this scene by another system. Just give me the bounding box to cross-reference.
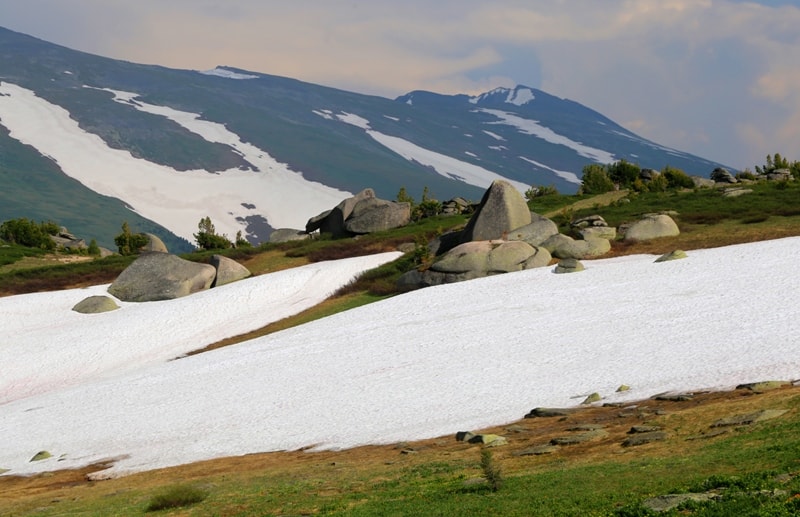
[480,108,617,164]
[0,82,349,243]
[506,87,535,106]
[482,130,506,141]
[519,156,581,184]
[332,111,530,192]
[198,67,259,80]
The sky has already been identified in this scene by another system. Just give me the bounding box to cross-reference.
[1,237,799,478]
[1,1,799,170]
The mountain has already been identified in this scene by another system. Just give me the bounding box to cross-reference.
[0,26,728,250]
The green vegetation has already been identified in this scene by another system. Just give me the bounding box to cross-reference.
[144,484,208,512]
[0,217,58,250]
[193,216,233,251]
[113,221,149,255]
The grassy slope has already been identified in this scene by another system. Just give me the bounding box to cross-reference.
[2,183,800,516]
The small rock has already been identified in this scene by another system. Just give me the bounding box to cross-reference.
[628,425,662,434]
[525,407,580,418]
[654,393,693,402]
[736,381,790,393]
[616,385,631,392]
[456,431,476,442]
[581,392,601,405]
[30,451,52,462]
[655,250,688,263]
[550,429,608,445]
[711,409,788,428]
[622,431,668,447]
[513,445,559,456]
[643,493,718,512]
[554,258,584,274]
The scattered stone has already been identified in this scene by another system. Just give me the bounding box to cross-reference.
[504,425,528,434]
[455,431,476,442]
[722,187,753,198]
[686,429,730,441]
[655,250,688,263]
[581,393,602,405]
[616,385,631,392]
[736,381,790,393]
[628,425,662,434]
[30,451,52,462]
[710,167,738,184]
[506,213,559,246]
[571,214,608,229]
[269,228,311,243]
[568,424,604,432]
[542,233,610,259]
[654,393,693,402]
[622,431,668,447]
[711,409,788,428]
[692,176,716,188]
[579,226,617,240]
[0,468,8,474]
[551,429,608,445]
[525,407,580,418]
[72,295,120,314]
[643,493,718,512]
[554,258,584,274]
[513,445,559,456]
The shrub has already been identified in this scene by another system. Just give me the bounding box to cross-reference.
[194,216,233,250]
[114,222,149,255]
[661,166,695,189]
[580,164,615,194]
[607,159,641,186]
[525,184,559,201]
[145,484,208,512]
[480,450,503,492]
[0,218,58,250]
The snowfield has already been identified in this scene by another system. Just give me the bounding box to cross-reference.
[1,238,799,479]
[0,82,350,244]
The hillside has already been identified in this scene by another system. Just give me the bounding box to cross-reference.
[0,26,730,251]
[1,182,799,515]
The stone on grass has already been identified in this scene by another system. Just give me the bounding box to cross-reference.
[621,431,668,447]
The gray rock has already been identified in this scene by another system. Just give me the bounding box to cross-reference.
[210,255,251,287]
[30,451,52,462]
[623,214,680,242]
[345,198,411,234]
[579,226,617,240]
[72,295,120,314]
[507,213,559,246]
[655,250,687,262]
[108,253,216,302]
[691,176,716,188]
[269,228,311,243]
[621,431,668,447]
[141,233,168,253]
[554,258,584,274]
[711,409,788,428]
[461,180,531,242]
[551,429,608,445]
[513,445,559,456]
[571,214,608,229]
[710,167,738,183]
[628,425,662,434]
[432,240,537,274]
[306,188,375,237]
[735,381,790,392]
[541,234,610,259]
[524,407,580,418]
[722,187,753,198]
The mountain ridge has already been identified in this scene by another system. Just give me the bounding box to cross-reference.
[0,26,730,249]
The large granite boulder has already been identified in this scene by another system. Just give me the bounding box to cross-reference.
[623,214,680,242]
[397,240,551,291]
[344,197,411,234]
[72,295,120,314]
[141,233,168,253]
[461,180,531,242]
[306,188,375,237]
[506,213,559,246]
[210,254,251,287]
[710,167,737,184]
[541,233,611,259]
[108,253,216,302]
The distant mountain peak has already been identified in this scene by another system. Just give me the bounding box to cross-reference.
[197,66,260,80]
[469,85,536,106]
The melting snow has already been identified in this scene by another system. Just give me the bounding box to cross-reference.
[0,82,350,243]
[335,111,530,192]
[480,108,616,164]
[482,130,506,141]
[1,238,798,478]
[519,156,582,185]
[505,87,535,106]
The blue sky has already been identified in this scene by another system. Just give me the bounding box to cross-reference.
[1,0,799,170]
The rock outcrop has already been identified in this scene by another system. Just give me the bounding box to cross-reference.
[210,254,251,287]
[461,180,531,242]
[269,229,311,243]
[306,189,410,238]
[622,214,680,242]
[108,253,216,302]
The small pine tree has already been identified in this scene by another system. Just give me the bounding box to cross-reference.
[580,164,615,194]
[114,222,149,255]
[194,216,232,250]
[87,238,101,256]
[480,449,503,492]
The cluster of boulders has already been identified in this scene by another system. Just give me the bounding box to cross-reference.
[72,235,252,313]
[397,179,683,291]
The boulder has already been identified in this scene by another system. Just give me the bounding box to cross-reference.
[579,226,617,240]
[269,228,311,243]
[210,254,251,287]
[554,258,584,274]
[72,295,120,314]
[710,167,737,184]
[767,168,792,181]
[506,213,559,246]
[622,214,680,242]
[108,253,216,302]
[541,233,610,259]
[141,233,168,253]
[344,198,411,234]
[306,188,375,237]
[691,176,716,188]
[722,187,753,198]
[571,214,608,229]
[461,180,531,242]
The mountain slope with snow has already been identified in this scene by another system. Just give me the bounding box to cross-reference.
[1,238,797,479]
[0,26,729,250]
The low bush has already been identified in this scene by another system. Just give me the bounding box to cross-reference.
[145,484,208,512]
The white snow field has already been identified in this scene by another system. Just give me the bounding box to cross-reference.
[1,238,799,478]
[0,82,350,244]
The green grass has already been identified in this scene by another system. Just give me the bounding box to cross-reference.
[144,484,208,512]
